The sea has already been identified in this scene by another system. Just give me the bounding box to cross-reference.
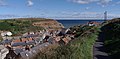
[57,20,104,28]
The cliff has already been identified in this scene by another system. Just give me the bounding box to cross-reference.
[32,20,64,30]
[0,18,64,35]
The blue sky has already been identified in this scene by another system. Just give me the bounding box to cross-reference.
[0,0,120,19]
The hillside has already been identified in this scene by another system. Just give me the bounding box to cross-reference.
[34,24,100,59]
[34,18,120,59]
[100,18,120,59]
[0,18,63,36]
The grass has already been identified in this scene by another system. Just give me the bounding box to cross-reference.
[67,29,98,59]
[35,25,99,59]
[0,18,45,36]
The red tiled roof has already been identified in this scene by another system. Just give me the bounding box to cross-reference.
[28,38,33,41]
[12,38,34,44]
[12,39,21,43]
[62,38,69,44]
[21,38,28,42]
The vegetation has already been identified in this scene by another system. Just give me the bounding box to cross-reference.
[101,18,120,59]
[2,17,118,59]
[0,18,46,36]
[34,25,100,59]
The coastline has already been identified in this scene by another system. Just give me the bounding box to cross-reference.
[57,20,104,28]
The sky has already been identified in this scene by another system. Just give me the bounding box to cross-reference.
[0,0,120,19]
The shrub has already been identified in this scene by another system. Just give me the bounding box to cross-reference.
[101,18,120,59]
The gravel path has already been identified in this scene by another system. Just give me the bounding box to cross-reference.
[93,33,111,59]
[93,41,111,59]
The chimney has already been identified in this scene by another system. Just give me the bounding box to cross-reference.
[25,45,30,51]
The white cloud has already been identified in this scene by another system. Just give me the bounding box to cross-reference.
[81,12,99,14]
[85,7,90,10]
[56,11,104,19]
[0,0,7,6]
[111,1,120,6]
[116,1,120,4]
[73,0,89,4]
[70,0,98,4]
[98,0,112,7]
[27,0,34,7]
[100,0,112,4]
[51,11,120,19]
[0,14,20,19]
[69,0,112,6]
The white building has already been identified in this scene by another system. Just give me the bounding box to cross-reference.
[0,45,9,59]
[1,31,12,37]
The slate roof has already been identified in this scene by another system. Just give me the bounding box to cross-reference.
[11,42,27,47]
[26,41,36,45]
[1,39,12,44]
[25,34,39,38]
[14,48,24,55]
[20,43,50,59]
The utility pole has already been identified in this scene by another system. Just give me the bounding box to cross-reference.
[104,11,107,21]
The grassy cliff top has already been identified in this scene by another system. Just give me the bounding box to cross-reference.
[0,18,54,36]
[0,18,54,22]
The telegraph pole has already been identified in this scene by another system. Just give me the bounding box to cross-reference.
[104,11,107,21]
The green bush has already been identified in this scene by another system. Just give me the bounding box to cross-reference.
[101,18,120,59]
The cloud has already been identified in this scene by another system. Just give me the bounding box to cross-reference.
[0,0,7,6]
[116,1,120,4]
[85,7,90,10]
[111,1,120,6]
[98,0,112,7]
[69,0,98,4]
[50,11,120,19]
[27,0,34,7]
[81,12,99,14]
[56,11,104,19]
[69,0,112,6]
[0,14,20,19]
[100,0,112,4]
[72,0,90,4]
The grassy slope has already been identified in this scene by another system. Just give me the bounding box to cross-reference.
[0,18,49,36]
[101,18,120,59]
[35,25,100,59]
[62,26,99,59]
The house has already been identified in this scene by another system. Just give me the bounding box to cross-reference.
[11,42,27,49]
[5,48,21,59]
[20,42,50,59]
[54,36,61,42]
[47,37,56,44]
[0,45,9,59]
[62,37,69,45]
[88,21,100,26]
[10,37,41,49]
[12,39,21,43]
[58,28,70,36]
[1,31,12,37]
[1,39,12,47]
